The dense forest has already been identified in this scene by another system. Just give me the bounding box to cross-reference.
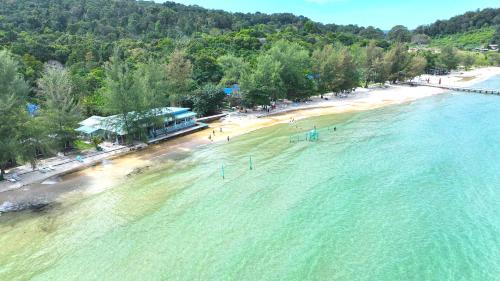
[415,8,500,38]
[1,0,500,176]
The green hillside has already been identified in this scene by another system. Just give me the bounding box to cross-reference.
[429,27,496,49]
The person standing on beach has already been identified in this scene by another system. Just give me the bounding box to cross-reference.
[227,136,230,142]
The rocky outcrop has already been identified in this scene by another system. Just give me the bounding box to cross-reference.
[0,200,50,214]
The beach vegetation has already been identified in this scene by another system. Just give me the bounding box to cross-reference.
[37,65,82,152]
[0,50,41,177]
[438,46,460,71]
[0,0,497,170]
[388,25,412,43]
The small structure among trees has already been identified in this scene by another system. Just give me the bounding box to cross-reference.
[76,107,198,144]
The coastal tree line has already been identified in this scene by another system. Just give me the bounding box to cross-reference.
[1,0,500,178]
[1,37,469,178]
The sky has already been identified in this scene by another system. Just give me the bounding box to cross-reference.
[156,0,498,30]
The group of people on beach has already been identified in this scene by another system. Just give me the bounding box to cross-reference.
[208,127,230,142]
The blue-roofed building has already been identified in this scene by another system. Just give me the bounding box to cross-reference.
[76,107,199,143]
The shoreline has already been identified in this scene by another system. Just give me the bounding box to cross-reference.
[1,67,499,214]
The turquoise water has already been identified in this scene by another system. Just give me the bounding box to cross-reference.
[1,80,500,280]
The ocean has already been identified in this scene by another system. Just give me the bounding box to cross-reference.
[0,76,499,281]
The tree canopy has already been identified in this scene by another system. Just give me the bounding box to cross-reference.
[0,0,497,172]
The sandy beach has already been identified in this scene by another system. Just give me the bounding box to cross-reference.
[1,67,499,213]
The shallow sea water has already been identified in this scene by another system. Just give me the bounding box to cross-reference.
[0,77,499,281]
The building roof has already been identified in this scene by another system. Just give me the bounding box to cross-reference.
[75,125,100,134]
[174,112,197,119]
[76,107,196,136]
[79,116,106,127]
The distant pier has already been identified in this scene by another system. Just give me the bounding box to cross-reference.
[409,82,500,95]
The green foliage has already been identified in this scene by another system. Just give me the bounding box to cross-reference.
[384,44,410,83]
[74,139,94,151]
[102,50,146,141]
[415,8,500,37]
[188,84,225,116]
[218,54,250,87]
[166,50,194,106]
[312,44,360,94]
[420,50,439,72]
[358,26,385,40]
[438,46,460,70]
[405,55,427,79]
[492,26,500,45]
[461,53,476,70]
[1,0,487,121]
[0,0,485,170]
[487,52,500,66]
[241,54,285,105]
[360,41,385,87]
[37,65,82,151]
[135,60,169,109]
[429,27,496,49]
[0,50,36,175]
[192,53,223,84]
[267,40,313,100]
[388,25,412,43]
[90,137,103,150]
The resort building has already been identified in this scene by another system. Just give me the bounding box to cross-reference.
[76,107,201,144]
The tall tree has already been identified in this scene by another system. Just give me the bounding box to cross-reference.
[359,26,385,40]
[384,44,410,83]
[362,41,385,87]
[166,50,194,106]
[37,65,81,152]
[0,51,31,178]
[312,45,360,94]
[461,54,475,70]
[135,60,169,109]
[404,55,427,80]
[438,46,460,71]
[188,84,226,116]
[218,54,249,87]
[337,48,360,91]
[312,45,341,94]
[192,54,223,84]
[241,54,284,105]
[102,50,144,141]
[267,40,313,100]
[388,25,412,43]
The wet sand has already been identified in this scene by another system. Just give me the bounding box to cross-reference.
[1,67,499,213]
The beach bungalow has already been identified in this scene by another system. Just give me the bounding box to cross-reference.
[76,107,200,144]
